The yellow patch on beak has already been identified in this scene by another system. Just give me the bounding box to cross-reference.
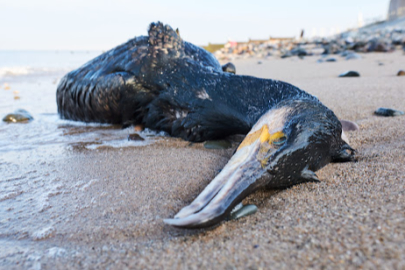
[237,125,266,151]
[237,125,286,151]
[268,131,285,144]
[259,125,270,143]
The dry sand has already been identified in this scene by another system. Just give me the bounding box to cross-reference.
[1,51,405,269]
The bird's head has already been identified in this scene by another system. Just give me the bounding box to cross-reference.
[164,99,354,228]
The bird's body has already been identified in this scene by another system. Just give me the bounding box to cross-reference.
[57,22,355,228]
[57,23,315,142]
[57,30,224,131]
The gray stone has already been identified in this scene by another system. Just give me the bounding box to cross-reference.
[374,107,404,117]
[128,133,144,141]
[2,109,34,123]
[339,71,360,77]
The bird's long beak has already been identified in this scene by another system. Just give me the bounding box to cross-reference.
[164,125,284,228]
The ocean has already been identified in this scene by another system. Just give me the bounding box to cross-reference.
[0,51,162,228]
[0,50,161,154]
[0,50,101,78]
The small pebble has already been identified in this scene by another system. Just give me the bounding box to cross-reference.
[374,107,404,117]
[3,83,10,90]
[2,109,34,123]
[128,133,144,141]
[397,70,405,76]
[326,58,337,62]
[339,71,360,77]
[230,204,258,220]
[204,140,232,149]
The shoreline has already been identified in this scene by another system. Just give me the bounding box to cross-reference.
[1,51,405,269]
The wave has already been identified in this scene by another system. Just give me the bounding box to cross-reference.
[0,66,68,78]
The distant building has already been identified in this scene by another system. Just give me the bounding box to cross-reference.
[388,0,405,20]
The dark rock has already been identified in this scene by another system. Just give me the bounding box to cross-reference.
[344,37,354,45]
[392,36,404,45]
[127,133,144,141]
[326,58,337,62]
[290,47,309,57]
[204,140,232,149]
[322,42,343,55]
[339,71,360,77]
[221,62,236,74]
[281,52,293,58]
[365,39,394,53]
[352,41,368,52]
[257,61,262,64]
[397,70,405,76]
[2,109,33,123]
[374,107,404,117]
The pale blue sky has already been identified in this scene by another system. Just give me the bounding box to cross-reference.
[0,0,390,50]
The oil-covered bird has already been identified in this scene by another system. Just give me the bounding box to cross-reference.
[57,22,355,229]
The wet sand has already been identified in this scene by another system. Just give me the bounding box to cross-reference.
[1,51,405,269]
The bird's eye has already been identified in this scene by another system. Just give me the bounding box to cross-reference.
[272,135,287,146]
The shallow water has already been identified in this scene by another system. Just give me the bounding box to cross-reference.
[0,50,165,151]
[0,50,101,77]
[0,51,164,255]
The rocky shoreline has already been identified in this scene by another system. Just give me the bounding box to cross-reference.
[214,17,405,62]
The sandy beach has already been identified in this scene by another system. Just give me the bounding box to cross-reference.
[1,50,405,269]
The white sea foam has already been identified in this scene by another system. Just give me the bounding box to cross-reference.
[83,128,167,150]
[0,191,23,202]
[46,247,67,258]
[31,226,56,241]
[77,179,99,192]
[0,66,66,78]
[0,50,102,78]
[0,66,32,76]
[85,139,152,149]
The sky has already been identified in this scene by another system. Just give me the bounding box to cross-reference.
[0,0,390,51]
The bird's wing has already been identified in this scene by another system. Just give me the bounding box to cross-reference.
[56,22,189,125]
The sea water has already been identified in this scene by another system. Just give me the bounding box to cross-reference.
[0,51,163,250]
[0,50,160,154]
